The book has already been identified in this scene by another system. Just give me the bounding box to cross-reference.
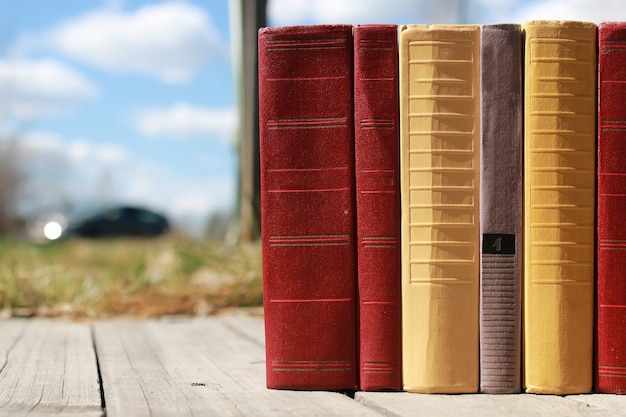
[399,24,480,393]
[479,24,523,394]
[354,24,402,392]
[258,24,358,391]
[522,20,596,395]
[596,21,626,394]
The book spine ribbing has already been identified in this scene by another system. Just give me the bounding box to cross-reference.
[596,21,626,394]
[354,24,402,392]
[400,24,480,393]
[479,24,523,394]
[258,24,358,391]
[522,20,596,395]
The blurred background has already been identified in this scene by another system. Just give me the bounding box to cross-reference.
[0,0,624,318]
[1,0,625,243]
[0,0,626,242]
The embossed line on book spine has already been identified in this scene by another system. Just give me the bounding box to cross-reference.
[267,117,349,129]
[527,33,596,286]
[601,38,626,52]
[363,362,397,374]
[361,236,397,248]
[598,366,626,378]
[272,360,353,372]
[599,239,626,250]
[360,119,395,129]
[406,34,478,285]
[268,234,350,247]
[265,37,348,51]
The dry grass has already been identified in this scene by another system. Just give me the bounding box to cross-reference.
[0,235,262,319]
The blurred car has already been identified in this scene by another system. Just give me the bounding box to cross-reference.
[30,205,170,241]
[62,205,170,238]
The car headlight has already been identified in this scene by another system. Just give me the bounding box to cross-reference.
[43,221,64,240]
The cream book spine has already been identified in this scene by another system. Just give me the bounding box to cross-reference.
[522,20,596,395]
[399,24,480,393]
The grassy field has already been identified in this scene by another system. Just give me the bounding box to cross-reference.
[0,235,262,319]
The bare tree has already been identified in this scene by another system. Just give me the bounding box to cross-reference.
[0,138,23,235]
[0,128,75,237]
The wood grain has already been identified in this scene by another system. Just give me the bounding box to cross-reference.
[0,319,103,417]
[356,392,625,417]
[2,313,626,416]
[94,317,380,417]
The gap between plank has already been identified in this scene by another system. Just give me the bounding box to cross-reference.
[90,323,107,416]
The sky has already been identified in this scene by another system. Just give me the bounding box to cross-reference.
[1,0,625,237]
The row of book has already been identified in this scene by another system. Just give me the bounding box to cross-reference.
[258,21,626,394]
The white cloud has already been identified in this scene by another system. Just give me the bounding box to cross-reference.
[267,0,626,25]
[8,132,131,213]
[12,132,128,180]
[98,144,129,164]
[15,130,65,153]
[267,0,313,24]
[512,0,626,23]
[474,0,517,8]
[0,58,97,120]
[127,164,234,214]
[134,103,237,143]
[67,138,129,164]
[268,0,462,25]
[108,156,235,236]
[66,139,91,161]
[10,129,233,235]
[45,1,226,83]
[10,131,72,215]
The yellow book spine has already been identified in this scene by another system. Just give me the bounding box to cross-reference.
[522,20,596,394]
[400,24,480,393]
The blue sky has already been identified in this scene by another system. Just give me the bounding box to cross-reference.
[0,0,235,235]
[1,0,625,236]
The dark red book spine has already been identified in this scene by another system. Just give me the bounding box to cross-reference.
[258,25,358,390]
[596,21,626,394]
[353,24,402,391]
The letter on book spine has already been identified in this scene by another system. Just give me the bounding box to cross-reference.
[479,24,523,394]
[522,20,596,395]
[399,24,480,393]
[258,25,358,390]
[596,21,626,394]
[354,24,402,392]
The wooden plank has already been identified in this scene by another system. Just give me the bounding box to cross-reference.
[94,317,383,417]
[0,319,26,371]
[0,319,103,417]
[94,320,203,417]
[217,310,265,346]
[568,394,626,415]
[179,318,380,416]
[3,315,625,417]
[356,392,625,417]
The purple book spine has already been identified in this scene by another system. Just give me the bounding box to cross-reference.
[479,24,523,394]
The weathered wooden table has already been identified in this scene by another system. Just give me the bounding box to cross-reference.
[1,310,625,416]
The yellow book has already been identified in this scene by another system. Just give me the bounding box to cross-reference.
[399,24,480,393]
[523,20,596,394]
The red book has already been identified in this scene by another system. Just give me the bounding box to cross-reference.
[353,24,402,391]
[596,21,626,394]
[258,25,358,390]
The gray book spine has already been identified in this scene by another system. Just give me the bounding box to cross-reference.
[479,24,523,394]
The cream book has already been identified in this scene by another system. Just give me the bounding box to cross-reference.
[522,20,596,395]
[399,24,480,393]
